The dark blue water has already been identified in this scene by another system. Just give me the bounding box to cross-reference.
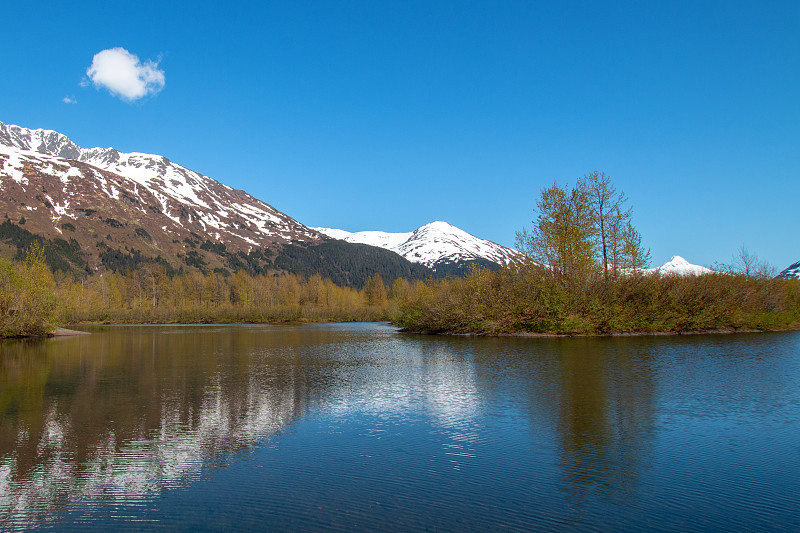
[1,324,799,531]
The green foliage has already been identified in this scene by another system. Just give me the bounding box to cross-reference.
[430,258,501,277]
[103,218,123,228]
[183,250,208,270]
[98,245,147,273]
[98,244,173,276]
[54,268,413,325]
[516,172,650,284]
[394,264,800,335]
[0,242,60,337]
[364,273,388,306]
[134,228,152,241]
[200,240,228,255]
[516,181,594,282]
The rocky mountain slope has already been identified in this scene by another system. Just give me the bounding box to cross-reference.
[777,260,800,279]
[0,122,468,283]
[0,121,319,249]
[314,221,522,272]
[4,121,730,284]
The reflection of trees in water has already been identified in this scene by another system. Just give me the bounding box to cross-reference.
[461,335,658,499]
[0,326,345,527]
[554,338,657,498]
[1,326,706,528]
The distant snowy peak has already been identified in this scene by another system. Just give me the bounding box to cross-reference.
[650,256,715,276]
[777,260,800,279]
[315,221,522,269]
[319,228,413,250]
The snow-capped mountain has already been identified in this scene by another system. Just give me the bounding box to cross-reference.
[648,256,715,276]
[314,221,522,270]
[777,260,800,279]
[0,121,517,281]
[0,121,319,247]
[0,121,329,274]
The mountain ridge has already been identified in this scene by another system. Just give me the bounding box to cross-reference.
[0,121,320,248]
[5,121,770,282]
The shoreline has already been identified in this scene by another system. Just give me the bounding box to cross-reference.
[398,325,800,338]
[50,327,91,337]
[5,323,797,341]
[68,322,800,337]
[0,328,91,340]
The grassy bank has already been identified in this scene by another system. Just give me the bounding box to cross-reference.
[392,264,800,335]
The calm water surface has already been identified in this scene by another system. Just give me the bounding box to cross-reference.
[1,323,799,531]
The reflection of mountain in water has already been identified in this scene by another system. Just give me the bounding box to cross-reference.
[1,325,669,529]
[0,326,337,526]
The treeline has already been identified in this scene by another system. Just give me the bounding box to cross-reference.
[0,241,434,336]
[52,266,424,325]
[275,240,432,287]
[393,263,800,334]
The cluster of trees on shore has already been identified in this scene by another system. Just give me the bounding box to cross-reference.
[393,261,800,334]
[396,173,799,334]
[1,172,798,337]
[515,171,650,283]
[53,268,423,326]
[0,242,59,337]
[0,249,427,336]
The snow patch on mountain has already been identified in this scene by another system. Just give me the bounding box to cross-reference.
[314,221,521,268]
[317,228,413,249]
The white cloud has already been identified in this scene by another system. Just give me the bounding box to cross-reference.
[62,96,77,104]
[85,47,165,102]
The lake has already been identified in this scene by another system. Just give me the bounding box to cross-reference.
[1,323,799,531]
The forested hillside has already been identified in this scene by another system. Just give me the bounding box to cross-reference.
[0,218,437,289]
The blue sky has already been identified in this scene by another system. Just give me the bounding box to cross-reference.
[1,1,798,269]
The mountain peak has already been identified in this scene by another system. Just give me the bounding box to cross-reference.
[0,121,83,160]
[315,222,521,270]
[418,220,454,231]
[652,256,714,276]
